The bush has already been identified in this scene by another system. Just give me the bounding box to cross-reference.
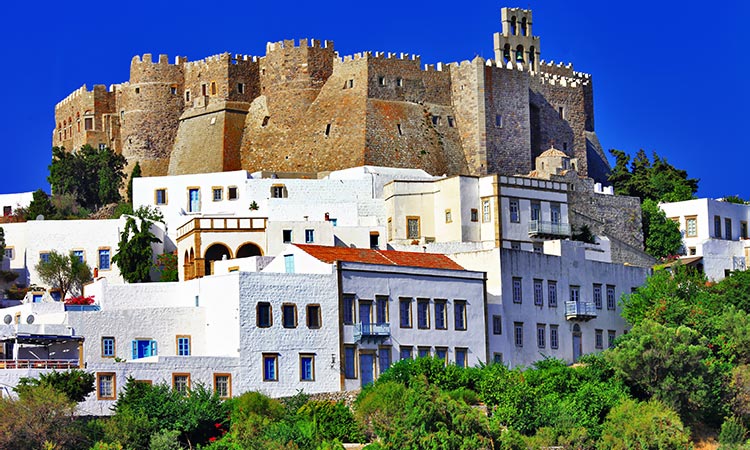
[297,400,364,443]
[721,416,748,447]
[599,399,691,450]
[16,369,95,403]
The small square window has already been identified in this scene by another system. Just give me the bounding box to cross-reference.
[97,373,116,400]
[263,354,278,381]
[170,86,177,95]
[378,76,386,86]
[227,186,238,200]
[99,249,111,270]
[155,189,167,205]
[213,188,223,201]
[72,250,84,263]
[305,229,315,244]
[172,373,190,393]
[39,252,50,264]
[400,346,413,360]
[470,209,478,222]
[492,315,502,335]
[177,336,191,356]
[102,337,115,358]
[214,374,231,398]
[306,304,321,329]
[282,229,292,244]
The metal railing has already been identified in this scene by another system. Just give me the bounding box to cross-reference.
[564,301,597,320]
[529,220,571,237]
[0,359,79,370]
[353,323,391,342]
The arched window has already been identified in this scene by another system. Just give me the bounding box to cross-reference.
[204,243,232,276]
[521,17,527,36]
[510,16,517,35]
[236,242,263,258]
[503,44,511,64]
[528,46,536,70]
[515,45,525,63]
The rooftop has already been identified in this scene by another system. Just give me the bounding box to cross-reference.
[295,244,465,271]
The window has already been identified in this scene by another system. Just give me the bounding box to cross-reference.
[261,116,270,127]
[558,106,565,119]
[550,203,561,224]
[482,199,491,222]
[533,279,543,306]
[271,185,287,198]
[176,336,191,356]
[282,304,297,328]
[445,209,452,223]
[188,188,200,212]
[135,87,140,94]
[417,298,430,329]
[342,294,356,325]
[375,296,388,324]
[305,229,315,243]
[509,198,520,223]
[470,208,478,222]
[400,346,413,360]
[155,188,167,205]
[455,348,468,368]
[214,374,231,398]
[282,229,292,243]
[213,188,223,201]
[454,300,467,331]
[418,347,431,358]
[686,216,697,237]
[227,186,238,200]
[548,281,557,307]
[492,315,502,335]
[39,252,51,263]
[344,346,356,378]
[550,325,559,349]
[211,81,217,95]
[369,232,380,250]
[324,123,331,137]
[433,300,447,330]
[593,284,602,309]
[512,277,522,303]
[536,324,546,348]
[102,337,115,358]
[263,354,278,381]
[185,90,191,102]
[396,77,403,87]
[284,254,295,273]
[495,114,503,127]
[238,83,245,94]
[514,322,524,347]
[99,249,111,270]
[379,347,391,374]
[608,330,616,348]
[84,117,94,131]
[595,329,603,349]
[396,123,403,135]
[257,302,272,328]
[530,201,541,222]
[173,373,190,393]
[407,217,420,239]
[570,285,580,303]
[399,298,412,328]
[97,373,116,400]
[344,79,354,89]
[306,304,321,329]
[726,218,733,240]
[72,250,84,263]
[447,116,455,127]
[435,347,448,364]
[431,115,441,126]
[131,339,157,359]
[493,353,503,364]
[714,215,722,238]
[300,354,315,381]
[742,222,748,239]
[387,218,393,240]
[606,285,616,310]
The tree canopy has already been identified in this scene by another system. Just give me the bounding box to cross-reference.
[608,149,699,203]
[641,199,683,259]
[48,145,127,211]
[35,250,92,300]
[112,207,162,283]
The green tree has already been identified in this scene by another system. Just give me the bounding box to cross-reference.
[608,149,698,203]
[155,252,178,282]
[607,149,632,197]
[127,161,142,205]
[641,199,683,259]
[605,320,711,422]
[723,195,748,205]
[23,189,56,220]
[15,369,95,403]
[35,250,92,300]
[599,398,691,450]
[712,270,750,313]
[112,208,162,283]
[48,145,127,211]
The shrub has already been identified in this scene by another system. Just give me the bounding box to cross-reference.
[721,416,748,447]
[16,369,95,403]
[599,399,691,450]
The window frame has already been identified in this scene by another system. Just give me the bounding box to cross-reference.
[227,186,239,200]
[453,300,467,331]
[263,353,279,382]
[417,298,430,329]
[434,299,447,330]
[593,283,602,309]
[257,302,272,328]
[399,297,412,328]
[96,372,116,400]
[343,294,355,325]
[212,186,223,202]
[344,345,356,379]
[492,315,502,335]
[306,304,321,329]
[101,336,115,358]
[533,279,543,306]
[512,277,522,303]
[608,330,616,349]
[548,281,557,307]
[300,353,315,382]
[406,216,421,240]
[375,295,389,325]
[172,373,191,393]
[536,323,546,349]
[550,325,559,349]
[98,247,111,271]
[509,198,520,223]
[514,322,524,347]
[154,188,168,205]
[606,285,616,310]
[176,335,191,356]
[282,303,298,329]
[399,346,413,361]
[213,373,232,399]
[570,285,580,303]
[595,329,603,349]
[482,199,491,222]
[685,216,698,237]
[282,229,292,244]
[304,229,315,244]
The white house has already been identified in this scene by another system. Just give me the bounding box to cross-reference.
[660,198,750,280]
[0,191,34,219]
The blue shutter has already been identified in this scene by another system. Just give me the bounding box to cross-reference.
[132,341,137,359]
[151,340,158,356]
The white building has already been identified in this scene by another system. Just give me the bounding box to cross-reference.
[0,191,34,219]
[660,198,750,280]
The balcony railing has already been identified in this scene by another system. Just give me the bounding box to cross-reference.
[177,217,268,240]
[0,359,79,370]
[565,301,597,321]
[529,220,571,238]
[353,323,391,342]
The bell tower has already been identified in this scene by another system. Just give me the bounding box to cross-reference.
[493,7,541,71]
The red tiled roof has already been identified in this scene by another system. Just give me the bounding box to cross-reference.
[295,244,465,271]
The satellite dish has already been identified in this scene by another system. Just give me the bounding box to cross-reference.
[26,315,34,324]
[3,315,11,324]
[36,214,44,220]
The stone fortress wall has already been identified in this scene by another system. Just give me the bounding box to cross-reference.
[52,7,611,185]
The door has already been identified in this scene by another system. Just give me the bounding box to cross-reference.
[360,353,374,387]
[572,324,582,362]
[359,301,372,334]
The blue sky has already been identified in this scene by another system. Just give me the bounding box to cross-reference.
[2,0,745,199]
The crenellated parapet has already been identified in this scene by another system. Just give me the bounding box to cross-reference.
[265,38,334,53]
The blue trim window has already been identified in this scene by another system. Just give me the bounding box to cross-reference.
[399,298,411,328]
[177,336,190,356]
[284,254,295,273]
[263,354,278,381]
[399,346,413,360]
[72,250,84,263]
[102,337,115,357]
[305,229,314,243]
[417,299,430,329]
[99,249,111,270]
[343,294,355,325]
[344,346,356,379]
[456,348,467,368]
[454,301,466,331]
[132,339,157,359]
[39,252,50,263]
[300,355,314,381]
[378,348,391,374]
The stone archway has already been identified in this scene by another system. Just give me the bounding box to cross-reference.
[204,243,232,276]
[236,242,263,258]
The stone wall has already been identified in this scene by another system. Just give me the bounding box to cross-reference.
[53,84,117,152]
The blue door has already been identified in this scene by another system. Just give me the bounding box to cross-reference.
[360,353,374,387]
[572,324,582,362]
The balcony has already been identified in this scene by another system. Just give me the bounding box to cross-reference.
[177,217,268,241]
[353,323,391,342]
[565,301,597,321]
[529,220,571,238]
[0,359,79,370]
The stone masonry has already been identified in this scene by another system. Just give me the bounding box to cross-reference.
[52,7,610,184]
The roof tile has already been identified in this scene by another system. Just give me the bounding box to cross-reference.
[295,244,465,271]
